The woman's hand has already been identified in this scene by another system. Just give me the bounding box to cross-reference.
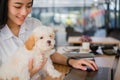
[69,59,98,71]
[29,57,47,78]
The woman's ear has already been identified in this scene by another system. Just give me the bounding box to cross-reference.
[25,34,35,50]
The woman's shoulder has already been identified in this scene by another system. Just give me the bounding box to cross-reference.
[23,17,43,33]
[0,37,1,41]
[0,32,1,39]
[25,17,42,26]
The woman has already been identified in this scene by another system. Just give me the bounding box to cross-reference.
[0,0,98,79]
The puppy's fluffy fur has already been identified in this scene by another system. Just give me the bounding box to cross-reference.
[0,26,61,80]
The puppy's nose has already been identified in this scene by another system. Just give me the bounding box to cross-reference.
[47,40,51,44]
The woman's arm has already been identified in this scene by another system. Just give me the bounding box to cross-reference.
[51,52,98,71]
[51,52,67,65]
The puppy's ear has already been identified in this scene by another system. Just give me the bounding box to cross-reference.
[25,34,35,50]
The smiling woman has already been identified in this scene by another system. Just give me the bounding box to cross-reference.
[0,0,33,29]
[0,0,98,80]
[8,0,32,23]
[7,0,33,37]
[0,0,48,79]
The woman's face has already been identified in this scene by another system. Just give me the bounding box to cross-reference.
[7,0,33,26]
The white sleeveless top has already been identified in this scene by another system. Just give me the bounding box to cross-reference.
[0,17,42,65]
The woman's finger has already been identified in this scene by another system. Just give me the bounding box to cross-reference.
[89,60,98,70]
[81,60,97,71]
[28,57,47,77]
[29,58,34,73]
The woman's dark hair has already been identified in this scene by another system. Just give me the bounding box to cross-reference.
[0,0,8,29]
[0,0,33,29]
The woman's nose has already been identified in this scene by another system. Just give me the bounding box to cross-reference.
[20,8,29,16]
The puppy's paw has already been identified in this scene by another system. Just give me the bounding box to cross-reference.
[49,70,61,78]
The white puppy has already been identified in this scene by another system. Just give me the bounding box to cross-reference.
[0,26,61,80]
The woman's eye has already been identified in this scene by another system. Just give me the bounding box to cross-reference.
[14,6,21,9]
[27,4,32,8]
[27,5,32,8]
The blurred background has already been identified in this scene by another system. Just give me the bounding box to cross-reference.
[31,0,120,46]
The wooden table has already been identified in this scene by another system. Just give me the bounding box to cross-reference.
[44,64,70,80]
[114,57,120,80]
[68,36,120,46]
[37,45,119,80]
[43,55,116,80]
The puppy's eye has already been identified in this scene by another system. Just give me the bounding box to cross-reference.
[50,35,54,38]
[40,37,43,39]
[50,35,52,37]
